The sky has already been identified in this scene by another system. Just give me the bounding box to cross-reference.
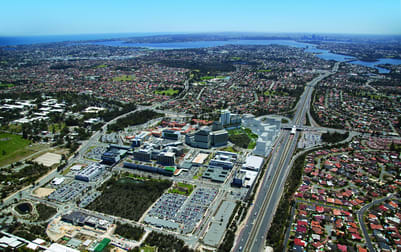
[1,0,401,36]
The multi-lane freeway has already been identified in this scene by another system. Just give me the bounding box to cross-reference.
[234,62,339,252]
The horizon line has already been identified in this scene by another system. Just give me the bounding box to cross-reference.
[2,31,401,38]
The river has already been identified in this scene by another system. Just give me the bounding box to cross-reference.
[1,34,400,73]
[92,39,401,74]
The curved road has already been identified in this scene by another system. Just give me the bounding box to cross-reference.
[234,62,339,252]
[357,194,396,252]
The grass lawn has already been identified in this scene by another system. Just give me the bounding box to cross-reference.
[96,64,107,68]
[0,133,30,165]
[200,76,215,81]
[140,246,156,252]
[248,141,257,149]
[221,146,238,153]
[200,75,226,81]
[264,90,288,96]
[264,90,275,96]
[154,88,179,96]
[113,74,135,82]
[168,182,194,196]
[0,83,14,88]
[258,69,272,73]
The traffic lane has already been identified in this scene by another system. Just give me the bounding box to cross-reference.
[252,133,298,252]
[249,135,293,251]
[241,72,334,251]
[235,132,290,251]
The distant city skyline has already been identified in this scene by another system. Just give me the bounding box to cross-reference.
[1,0,401,36]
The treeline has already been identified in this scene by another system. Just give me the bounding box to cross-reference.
[276,86,304,99]
[218,231,235,252]
[0,91,136,130]
[0,162,50,187]
[52,92,136,122]
[159,60,235,75]
[140,232,193,252]
[36,203,57,221]
[107,110,163,132]
[321,131,349,143]
[229,134,251,149]
[86,177,171,221]
[98,103,137,122]
[6,222,48,242]
[390,142,401,153]
[115,222,144,241]
[218,201,242,252]
[0,162,51,199]
[0,91,42,101]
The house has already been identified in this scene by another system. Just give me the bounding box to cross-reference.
[337,244,347,252]
[357,246,368,252]
[352,233,362,240]
[312,242,323,249]
[294,238,306,247]
[370,223,384,230]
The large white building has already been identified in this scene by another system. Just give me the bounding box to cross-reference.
[242,155,264,171]
[75,163,104,182]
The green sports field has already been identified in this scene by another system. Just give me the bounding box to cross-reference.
[0,133,30,166]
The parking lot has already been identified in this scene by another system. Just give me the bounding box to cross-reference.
[176,188,218,233]
[298,131,322,149]
[84,146,108,161]
[145,187,218,233]
[101,133,119,144]
[147,193,187,220]
[79,191,101,208]
[48,181,89,203]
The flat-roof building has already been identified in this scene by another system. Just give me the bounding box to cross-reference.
[157,151,175,166]
[202,166,229,183]
[75,163,104,182]
[232,170,247,187]
[209,159,234,169]
[0,236,23,249]
[192,153,209,166]
[210,129,228,147]
[124,162,175,176]
[133,149,151,162]
[186,125,228,149]
[162,129,181,140]
[131,132,150,147]
[193,126,212,149]
[243,155,264,171]
[45,243,80,252]
[101,151,120,164]
[220,110,231,126]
